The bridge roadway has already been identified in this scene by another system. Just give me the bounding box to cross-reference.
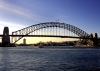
[0,35,91,39]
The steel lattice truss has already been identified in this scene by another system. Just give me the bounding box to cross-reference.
[11,22,89,43]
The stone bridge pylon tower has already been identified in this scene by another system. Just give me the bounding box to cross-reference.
[2,27,10,46]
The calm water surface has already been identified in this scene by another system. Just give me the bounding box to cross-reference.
[0,46,100,71]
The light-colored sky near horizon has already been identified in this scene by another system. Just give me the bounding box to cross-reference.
[0,0,100,44]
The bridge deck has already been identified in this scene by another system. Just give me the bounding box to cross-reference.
[0,35,90,39]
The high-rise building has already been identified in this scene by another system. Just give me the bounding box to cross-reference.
[94,33,98,38]
[23,38,26,45]
[90,33,93,38]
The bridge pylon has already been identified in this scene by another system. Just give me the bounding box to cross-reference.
[2,27,10,46]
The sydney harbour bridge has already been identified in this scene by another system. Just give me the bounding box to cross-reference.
[0,22,98,47]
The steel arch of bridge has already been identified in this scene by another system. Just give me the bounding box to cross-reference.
[11,22,89,43]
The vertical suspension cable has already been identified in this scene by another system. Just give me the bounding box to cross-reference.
[46,27,47,35]
[59,26,60,36]
[43,28,45,35]
[50,27,51,35]
[37,27,38,35]
[35,27,36,35]
[64,28,65,36]
[42,28,43,35]
[49,27,50,35]
[53,24,54,36]
[64,27,65,36]
[47,27,48,35]
[41,28,42,35]
[47,24,49,35]
[43,27,45,35]
[34,26,38,35]
[69,26,70,37]
[51,27,53,36]
[52,27,53,36]
[39,28,41,35]
[34,27,35,35]
[56,26,57,36]
[48,27,49,35]
[65,24,66,36]
[73,29,75,37]
[44,27,45,35]
[68,29,69,37]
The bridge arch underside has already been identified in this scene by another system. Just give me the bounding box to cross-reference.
[11,22,89,43]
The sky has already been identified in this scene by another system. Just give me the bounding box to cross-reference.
[0,0,100,44]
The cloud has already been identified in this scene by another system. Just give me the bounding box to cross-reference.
[0,0,45,21]
[0,21,27,34]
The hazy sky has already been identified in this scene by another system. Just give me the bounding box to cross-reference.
[0,0,100,43]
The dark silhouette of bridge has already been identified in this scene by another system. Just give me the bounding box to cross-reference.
[0,22,98,46]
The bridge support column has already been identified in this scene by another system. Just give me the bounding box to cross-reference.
[2,27,10,47]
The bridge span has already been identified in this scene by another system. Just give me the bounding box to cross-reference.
[0,22,98,47]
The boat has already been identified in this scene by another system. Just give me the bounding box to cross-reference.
[38,44,43,48]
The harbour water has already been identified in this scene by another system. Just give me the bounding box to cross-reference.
[0,46,100,71]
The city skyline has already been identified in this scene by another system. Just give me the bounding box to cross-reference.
[0,0,100,44]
